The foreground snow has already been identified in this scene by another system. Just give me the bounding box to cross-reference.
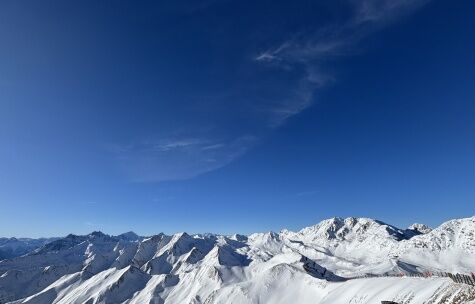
[209,277,475,304]
[0,216,474,304]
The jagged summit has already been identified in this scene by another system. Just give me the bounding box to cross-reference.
[89,231,107,237]
[403,215,475,253]
[294,217,414,242]
[407,223,432,234]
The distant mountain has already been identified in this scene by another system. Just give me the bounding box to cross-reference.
[0,217,474,304]
[0,237,58,260]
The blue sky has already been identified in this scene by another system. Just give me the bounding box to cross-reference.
[1,0,474,237]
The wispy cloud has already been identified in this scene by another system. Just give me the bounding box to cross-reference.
[110,135,257,182]
[353,0,430,24]
[201,143,226,151]
[150,139,209,152]
[266,79,316,128]
[256,0,430,65]
[110,0,430,183]
[255,0,431,126]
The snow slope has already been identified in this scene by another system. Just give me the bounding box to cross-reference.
[0,216,474,304]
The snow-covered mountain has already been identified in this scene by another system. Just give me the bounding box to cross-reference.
[0,237,58,260]
[0,216,474,304]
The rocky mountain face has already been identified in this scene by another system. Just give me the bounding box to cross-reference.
[0,216,474,304]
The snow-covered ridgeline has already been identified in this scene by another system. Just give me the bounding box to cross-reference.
[0,216,474,304]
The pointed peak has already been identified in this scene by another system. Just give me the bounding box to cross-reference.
[172,232,192,241]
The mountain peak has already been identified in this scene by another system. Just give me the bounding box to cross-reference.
[117,231,140,241]
[89,231,107,237]
[294,217,414,246]
[407,223,432,234]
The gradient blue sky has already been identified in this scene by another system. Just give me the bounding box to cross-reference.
[1,0,474,237]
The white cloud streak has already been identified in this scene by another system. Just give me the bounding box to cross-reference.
[111,135,257,182]
[255,0,431,127]
[257,0,430,65]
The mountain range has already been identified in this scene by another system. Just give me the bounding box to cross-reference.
[1,216,474,304]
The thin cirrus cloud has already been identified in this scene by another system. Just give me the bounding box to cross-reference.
[112,0,430,183]
[256,0,430,65]
[111,135,258,182]
[255,0,431,126]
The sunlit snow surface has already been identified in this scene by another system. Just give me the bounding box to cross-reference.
[1,217,474,304]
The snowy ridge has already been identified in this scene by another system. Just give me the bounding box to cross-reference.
[0,237,58,260]
[0,216,474,304]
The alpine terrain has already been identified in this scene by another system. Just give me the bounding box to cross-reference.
[1,216,474,304]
